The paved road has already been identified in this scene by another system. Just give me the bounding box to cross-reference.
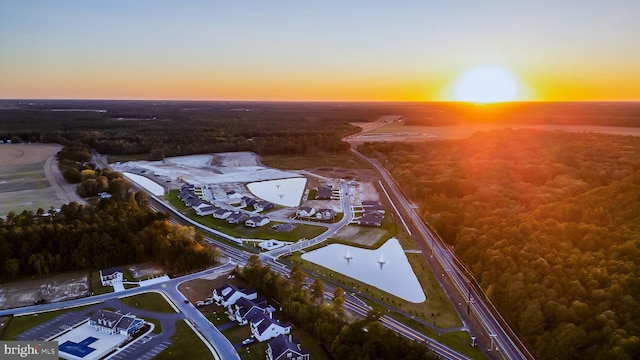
[1,263,240,360]
[351,148,533,360]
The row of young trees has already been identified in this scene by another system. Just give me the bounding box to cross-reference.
[0,192,221,280]
[238,256,438,360]
[358,129,640,360]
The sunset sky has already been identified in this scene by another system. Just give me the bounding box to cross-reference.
[1,1,639,102]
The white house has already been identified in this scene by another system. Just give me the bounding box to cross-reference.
[195,205,218,216]
[213,208,232,219]
[89,310,144,336]
[245,215,270,228]
[296,206,316,218]
[267,334,310,360]
[99,267,123,286]
[315,208,336,220]
[227,212,250,224]
[228,297,275,325]
[212,283,258,307]
[250,313,291,342]
[254,200,275,212]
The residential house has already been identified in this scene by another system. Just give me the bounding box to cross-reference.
[229,297,275,325]
[245,215,270,228]
[266,334,310,360]
[89,310,144,336]
[213,208,233,219]
[241,196,257,208]
[185,197,205,208]
[361,200,385,214]
[227,212,250,224]
[249,313,291,342]
[99,267,123,286]
[315,185,333,200]
[296,206,316,218]
[212,283,257,307]
[315,208,336,221]
[357,212,384,227]
[254,200,275,212]
[195,205,218,216]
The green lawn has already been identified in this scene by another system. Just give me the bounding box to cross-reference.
[89,271,114,295]
[119,292,177,313]
[155,320,215,360]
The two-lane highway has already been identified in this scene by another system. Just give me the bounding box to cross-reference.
[351,148,533,360]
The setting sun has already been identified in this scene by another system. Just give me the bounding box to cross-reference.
[453,66,521,103]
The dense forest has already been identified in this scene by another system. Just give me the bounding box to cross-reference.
[0,192,221,280]
[358,129,640,359]
[0,101,369,158]
[238,255,437,360]
[2,101,640,160]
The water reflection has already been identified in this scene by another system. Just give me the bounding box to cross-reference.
[247,177,307,207]
[301,238,426,303]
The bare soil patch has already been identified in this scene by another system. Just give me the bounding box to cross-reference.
[125,262,165,280]
[0,144,75,216]
[332,225,387,247]
[178,272,240,304]
[0,143,62,167]
[0,271,89,310]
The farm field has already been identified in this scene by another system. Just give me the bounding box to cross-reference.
[0,143,66,216]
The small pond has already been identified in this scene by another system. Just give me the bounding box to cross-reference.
[247,177,307,207]
[301,238,426,303]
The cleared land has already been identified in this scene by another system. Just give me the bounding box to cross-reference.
[0,143,84,216]
[349,122,640,143]
[0,271,89,310]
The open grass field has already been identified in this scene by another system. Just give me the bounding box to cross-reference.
[119,292,177,313]
[356,122,640,142]
[0,143,64,216]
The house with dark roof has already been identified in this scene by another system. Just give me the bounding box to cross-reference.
[195,205,218,216]
[241,196,257,208]
[99,267,123,286]
[267,334,310,360]
[185,197,205,208]
[228,296,275,325]
[245,215,270,228]
[89,310,144,336]
[227,212,250,224]
[213,208,233,219]
[315,185,333,200]
[358,212,384,227]
[362,200,385,214]
[296,206,315,218]
[249,313,291,342]
[316,208,336,220]
[212,283,257,307]
[254,200,275,212]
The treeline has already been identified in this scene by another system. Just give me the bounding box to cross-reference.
[238,256,437,360]
[358,129,640,360]
[0,194,221,281]
[0,102,366,159]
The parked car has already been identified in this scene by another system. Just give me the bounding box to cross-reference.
[33,298,47,305]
